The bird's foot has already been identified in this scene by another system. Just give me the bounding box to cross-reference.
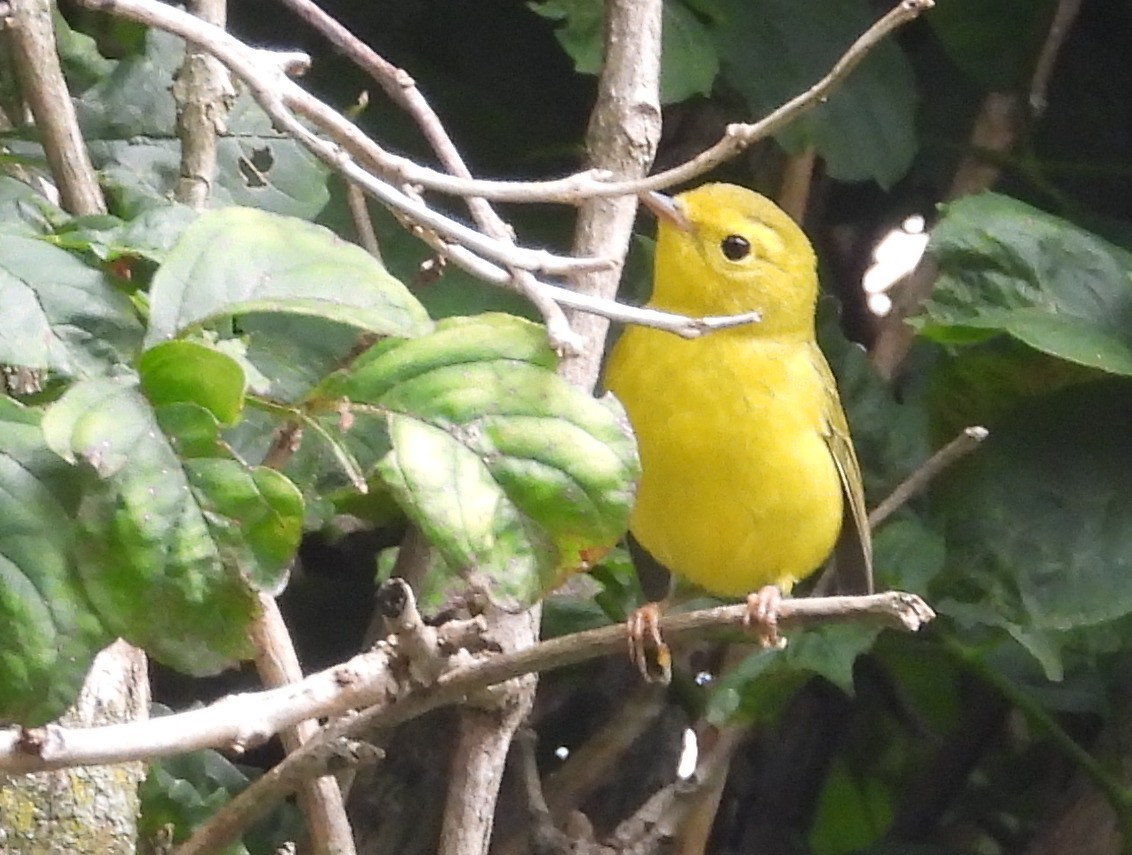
[744,585,788,650]
[627,602,672,684]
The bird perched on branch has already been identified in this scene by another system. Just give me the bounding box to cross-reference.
[604,182,872,679]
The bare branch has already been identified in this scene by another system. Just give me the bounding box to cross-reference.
[869,426,989,528]
[4,0,106,214]
[170,738,382,855]
[561,0,664,388]
[172,0,233,209]
[1029,0,1083,116]
[269,0,586,355]
[0,589,934,777]
[246,594,356,855]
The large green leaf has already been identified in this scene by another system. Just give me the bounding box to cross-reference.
[146,206,432,346]
[939,380,1132,633]
[0,398,111,724]
[928,0,1057,90]
[916,193,1132,377]
[530,0,719,104]
[713,0,917,186]
[311,314,639,610]
[0,234,143,377]
[40,376,303,673]
[75,29,330,218]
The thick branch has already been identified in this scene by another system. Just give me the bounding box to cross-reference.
[4,0,106,214]
[245,594,355,855]
[561,0,663,388]
[172,0,232,209]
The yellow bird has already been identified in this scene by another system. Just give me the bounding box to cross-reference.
[604,183,872,663]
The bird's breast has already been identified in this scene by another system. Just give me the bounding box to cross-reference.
[606,328,844,596]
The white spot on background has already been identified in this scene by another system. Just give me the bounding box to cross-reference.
[676,728,699,780]
[863,214,929,317]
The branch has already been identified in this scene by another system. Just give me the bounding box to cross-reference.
[171,0,233,209]
[70,0,603,273]
[270,0,583,356]
[244,594,356,855]
[66,0,931,213]
[170,738,382,855]
[4,0,106,214]
[868,426,989,527]
[560,0,663,389]
[0,588,934,776]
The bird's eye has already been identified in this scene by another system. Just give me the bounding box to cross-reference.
[720,235,751,261]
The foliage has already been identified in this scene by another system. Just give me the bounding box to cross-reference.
[4,1,1132,853]
[0,31,637,725]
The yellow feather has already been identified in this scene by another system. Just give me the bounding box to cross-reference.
[605,183,872,597]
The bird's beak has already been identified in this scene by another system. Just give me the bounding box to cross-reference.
[639,191,693,233]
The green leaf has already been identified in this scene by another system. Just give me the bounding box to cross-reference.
[41,377,303,673]
[139,724,301,854]
[0,175,68,237]
[706,623,880,725]
[0,399,111,724]
[871,516,945,596]
[313,314,639,610]
[139,340,247,426]
[916,193,1132,376]
[928,0,1057,90]
[530,0,719,104]
[48,202,199,265]
[75,29,330,218]
[713,0,917,186]
[146,206,432,347]
[0,234,143,376]
[939,380,1132,633]
[659,1,719,103]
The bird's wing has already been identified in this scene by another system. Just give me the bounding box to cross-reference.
[812,346,874,595]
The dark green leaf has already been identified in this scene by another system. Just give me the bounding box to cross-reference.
[0,234,143,376]
[713,0,917,186]
[706,623,879,725]
[41,377,302,673]
[75,29,330,218]
[0,399,111,724]
[313,314,639,610]
[146,206,432,346]
[530,0,719,104]
[939,380,1132,633]
[916,193,1132,376]
[871,516,945,596]
[928,0,1057,90]
[139,723,301,855]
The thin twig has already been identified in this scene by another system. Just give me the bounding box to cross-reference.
[345,181,382,261]
[4,0,106,214]
[67,0,931,209]
[72,0,602,273]
[607,725,744,855]
[269,0,584,355]
[0,590,935,776]
[868,426,989,528]
[1029,0,1083,117]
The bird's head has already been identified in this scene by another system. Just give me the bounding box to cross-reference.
[640,183,819,339]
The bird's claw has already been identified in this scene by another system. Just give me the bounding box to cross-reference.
[627,603,672,684]
[744,585,787,650]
